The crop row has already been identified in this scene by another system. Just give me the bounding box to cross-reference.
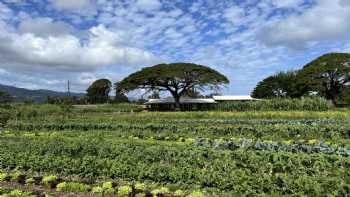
[0,136,349,196]
[194,138,350,156]
[0,188,38,197]
[0,170,205,197]
[5,120,350,143]
[2,130,350,156]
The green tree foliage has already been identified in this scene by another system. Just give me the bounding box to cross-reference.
[183,87,203,98]
[0,91,13,103]
[298,53,350,102]
[336,88,350,106]
[113,82,129,103]
[252,71,307,99]
[114,92,129,103]
[86,79,112,104]
[116,63,229,110]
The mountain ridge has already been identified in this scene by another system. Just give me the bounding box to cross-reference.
[0,83,85,103]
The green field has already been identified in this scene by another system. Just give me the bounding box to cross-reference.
[0,104,350,196]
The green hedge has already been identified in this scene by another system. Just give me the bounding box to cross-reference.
[215,97,334,112]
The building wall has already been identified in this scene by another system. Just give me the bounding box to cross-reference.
[147,103,216,111]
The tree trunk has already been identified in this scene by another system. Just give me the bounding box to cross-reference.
[174,95,181,111]
[326,81,342,104]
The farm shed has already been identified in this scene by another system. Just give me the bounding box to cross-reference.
[145,97,217,111]
[213,95,259,102]
[145,95,258,111]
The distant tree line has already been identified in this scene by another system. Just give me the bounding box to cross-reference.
[1,53,348,107]
[252,53,350,106]
[0,91,13,103]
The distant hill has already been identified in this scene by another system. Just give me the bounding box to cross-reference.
[0,84,85,103]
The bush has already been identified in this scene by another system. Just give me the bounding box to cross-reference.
[42,175,57,186]
[56,182,91,192]
[91,186,103,193]
[117,185,132,196]
[151,187,170,196]
[102,181,114,193]
[215,97,334,112]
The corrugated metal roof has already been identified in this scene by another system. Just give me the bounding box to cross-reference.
[213,95,258,101]
[145,97,217,104]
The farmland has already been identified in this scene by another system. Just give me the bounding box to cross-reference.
[0,104,350,196]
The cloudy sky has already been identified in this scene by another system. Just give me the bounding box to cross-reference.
[0,0,350,95]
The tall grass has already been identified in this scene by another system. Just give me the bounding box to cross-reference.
[215,97,334,112]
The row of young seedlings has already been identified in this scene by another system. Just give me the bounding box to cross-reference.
[2,129,349,157]
[194,138,350,156]
[0,187,41,197]
[0,171,205,197]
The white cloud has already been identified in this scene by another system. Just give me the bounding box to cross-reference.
[48,0,97,18]
[0,68,7,75]
[135,0,161,11]
[224,6,245,26]
[0,2,14,20]
[49,0,91,10]
[78,73,97,85]
[270,0,305,8]
[0,24,159,72]
[18,17,72,37]
[259,0,350,49]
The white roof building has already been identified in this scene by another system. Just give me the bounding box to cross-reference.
[144,95,259,111]
[145,97,216,104]
[213,95,258,101]
[145,95,258,105]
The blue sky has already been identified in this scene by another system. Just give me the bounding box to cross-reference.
[0,0,350,97]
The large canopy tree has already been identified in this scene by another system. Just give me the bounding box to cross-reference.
[251,71,308,99]
[298,53,350,102]
[116,63,229,110]
[86,79,112,104]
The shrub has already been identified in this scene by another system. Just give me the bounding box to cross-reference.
[42,175,57,186]
[102,181,114,193]
[8,189,36,197]
[117,185,132,196]
[56,182,91,192]
[91,186,103,193]
[151,187,170,196]
[135,182,145,190]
